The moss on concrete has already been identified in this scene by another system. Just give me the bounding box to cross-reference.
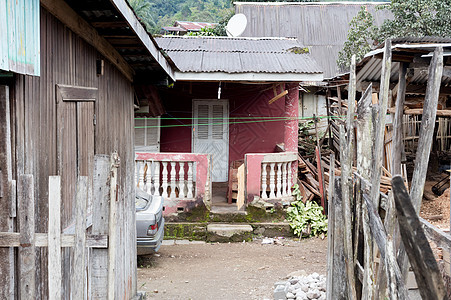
[164,222,207,240]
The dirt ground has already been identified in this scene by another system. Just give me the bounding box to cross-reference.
[137,237,327,300]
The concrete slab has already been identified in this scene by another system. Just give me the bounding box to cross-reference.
[162,239,175,246]
[207,224,253,242]
[175,240,190,245]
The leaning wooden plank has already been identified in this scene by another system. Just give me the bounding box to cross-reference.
[419,217,451,254]
[392,175,446,300]
[339,125,357,300]
[108,153,120,300]
[18,174,36,299]
[91,155,110,299]
[362,192,408,299]
[371,39,392,209]
[326,154,335,300]
[48,176,62,300]
[410,46,444,213]
[398,47,444,279]
[71,176,88,300]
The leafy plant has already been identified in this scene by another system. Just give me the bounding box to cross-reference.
[287,184,328,238]
[187,26,217,36]
[339,0,451,68]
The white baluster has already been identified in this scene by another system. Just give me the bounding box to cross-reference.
[287,161,293,194]
[135,160,139,187]
[170,162,177,198]
[276,162,282,198]
[269,163,276,199]
[162,162,168,198]
[261,163,268,199]
[153,161,160,196]
[138,161,144,188]
[282,162,288,197]
[145,162,152,195]
[179,162,186,198]
[187,162,194,198]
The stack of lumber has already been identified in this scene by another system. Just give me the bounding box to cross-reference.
[297,152,392,203]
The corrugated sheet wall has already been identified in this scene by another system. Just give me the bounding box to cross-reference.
[236,3,391,78]
[12,7,136,299]
[0,0,40,76]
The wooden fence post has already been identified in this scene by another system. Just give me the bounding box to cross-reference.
[108,153,120,300]
[332,178,348,299]
[18,174,36,299]
[356,84,375,299]
[72,176,88,299]
[91,154,111,298]
[326,154,335,299]
[48,176,62,300]
[370,39,392,209]
[391,62,407,175]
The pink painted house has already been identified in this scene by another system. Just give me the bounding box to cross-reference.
[135,36,323,215]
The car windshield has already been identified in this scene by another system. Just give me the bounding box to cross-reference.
[135,188,150,210]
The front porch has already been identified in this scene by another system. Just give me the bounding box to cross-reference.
[135,151,297,216]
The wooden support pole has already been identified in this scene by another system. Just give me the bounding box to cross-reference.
[108,153,120,300]
[392,62,408,175]
[71,176,88,299]
[392,175,446,300]
[18,174,36,299]
[326,154,335,300]
[48,176,62,300]
[370,39,392,209]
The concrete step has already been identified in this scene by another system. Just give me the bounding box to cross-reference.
[210,205,246,215]
[207,224,253,242]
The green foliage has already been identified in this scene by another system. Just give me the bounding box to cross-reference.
[287,185,328,238]
[128,0,157,29]
[187,26,216,36]
[337,6,376,69]
[339,0,451,68]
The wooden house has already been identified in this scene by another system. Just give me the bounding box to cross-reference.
[134,36,323,215]
[0,0,173,298]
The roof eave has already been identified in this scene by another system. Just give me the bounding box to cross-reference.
[109,0,175,81]
[174,71,323,82]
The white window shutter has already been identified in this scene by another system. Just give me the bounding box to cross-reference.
[134,117,160,152]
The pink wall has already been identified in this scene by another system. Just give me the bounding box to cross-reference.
[158,82,294,164]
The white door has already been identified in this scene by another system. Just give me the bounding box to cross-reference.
[193,100,229,182]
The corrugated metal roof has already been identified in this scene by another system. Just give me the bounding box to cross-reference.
[156,36,323,75]
[235,2,392,79]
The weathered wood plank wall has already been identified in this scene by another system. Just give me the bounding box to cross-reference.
[8,6,136,299]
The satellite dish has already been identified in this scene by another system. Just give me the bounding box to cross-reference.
[226,14,247,37]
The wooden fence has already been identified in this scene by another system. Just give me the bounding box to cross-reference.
[0,153,119,299]
[327,42,450,299]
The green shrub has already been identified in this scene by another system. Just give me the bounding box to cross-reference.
[287,184,328,238]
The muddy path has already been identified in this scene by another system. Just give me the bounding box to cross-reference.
[137,237,327,300]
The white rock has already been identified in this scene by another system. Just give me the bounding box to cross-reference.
[300,284,309,292]
[287,292,295,299]
[307,289,320,299]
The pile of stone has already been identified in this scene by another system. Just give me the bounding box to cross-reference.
[274,272,326,300]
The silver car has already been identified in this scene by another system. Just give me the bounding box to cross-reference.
[135,188,164,255]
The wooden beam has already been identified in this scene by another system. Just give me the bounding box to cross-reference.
[326,154,335,300]
[420,217,451,254]
[0,233,108,248]
[388,107,451,117]
[392,175,446,300]
[40,0,135,82]
[108,153,120,300]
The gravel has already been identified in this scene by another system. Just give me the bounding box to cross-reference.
[274,272,326,300]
